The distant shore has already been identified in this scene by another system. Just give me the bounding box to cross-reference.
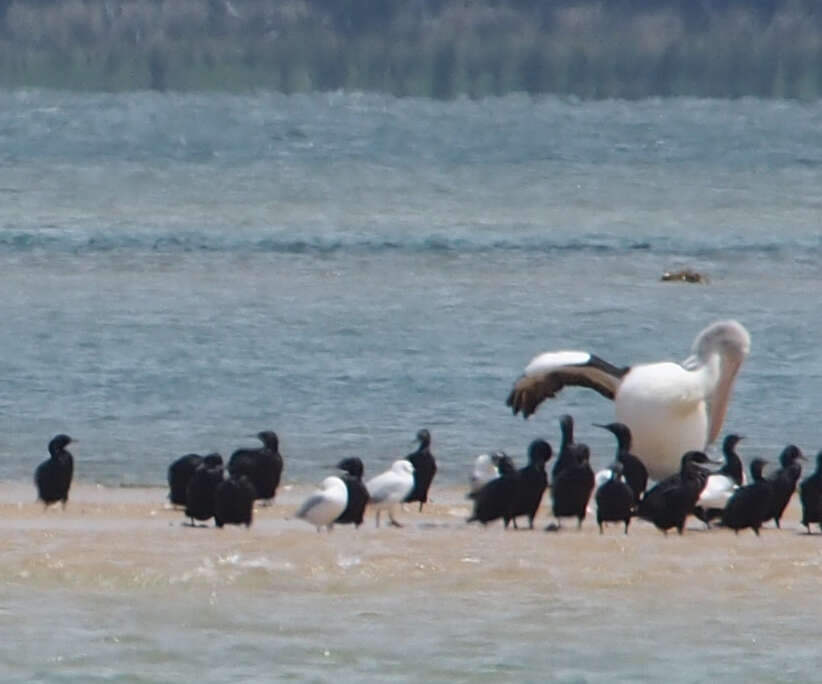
[0,0,820,99]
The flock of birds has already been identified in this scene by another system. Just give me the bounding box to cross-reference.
[32,418,822,537]
[30,318,822,536]
[465,417,822,536]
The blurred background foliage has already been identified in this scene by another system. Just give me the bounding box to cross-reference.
[0,0,820,98]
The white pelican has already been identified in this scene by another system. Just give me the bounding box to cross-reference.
[366,459,415,527]
[296,476,349,532]
[506,320,751,481]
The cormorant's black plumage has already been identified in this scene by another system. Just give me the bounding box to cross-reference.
[167,453,202,507]
[509,439,551,529]
[721,458,772,536]
[552,414,587,480]
[335,457,369,527]
[594,422,648,505]
[550,443,595,529]
[214,474,256,527]
[34,434,74,508]
[799,450,822,534]
[404,429,437,511]
[228,431,283,504]
[637,451,713,535]
[766,444,804,529]
[185,456,224,525]
[467,457,517,526]
[595,461,634,534]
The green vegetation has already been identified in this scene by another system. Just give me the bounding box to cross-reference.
[0,0,821,98]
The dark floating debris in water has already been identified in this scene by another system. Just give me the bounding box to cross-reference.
[661,269,709,284]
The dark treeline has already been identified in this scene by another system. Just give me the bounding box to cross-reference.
[0,0,820,98]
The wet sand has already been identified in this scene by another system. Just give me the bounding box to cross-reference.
[3,481,822,682]
[3,481,821,593]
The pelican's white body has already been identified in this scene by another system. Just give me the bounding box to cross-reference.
[296,476,349,531]
[614,359,718,481]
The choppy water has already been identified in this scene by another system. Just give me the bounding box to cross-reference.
[1,90,821,681]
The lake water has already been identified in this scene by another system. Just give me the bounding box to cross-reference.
[0,90,821,681]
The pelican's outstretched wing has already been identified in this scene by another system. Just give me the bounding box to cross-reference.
[506,351,629,418]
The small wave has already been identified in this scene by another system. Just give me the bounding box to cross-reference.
[0,228,816,258]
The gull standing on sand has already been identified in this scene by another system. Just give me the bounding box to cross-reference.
[506,320,751,481]
[296,476,349,532]
[366,459,415,527]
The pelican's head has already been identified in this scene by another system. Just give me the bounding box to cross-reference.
[689,319,751,364]
[685,321,751,445]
